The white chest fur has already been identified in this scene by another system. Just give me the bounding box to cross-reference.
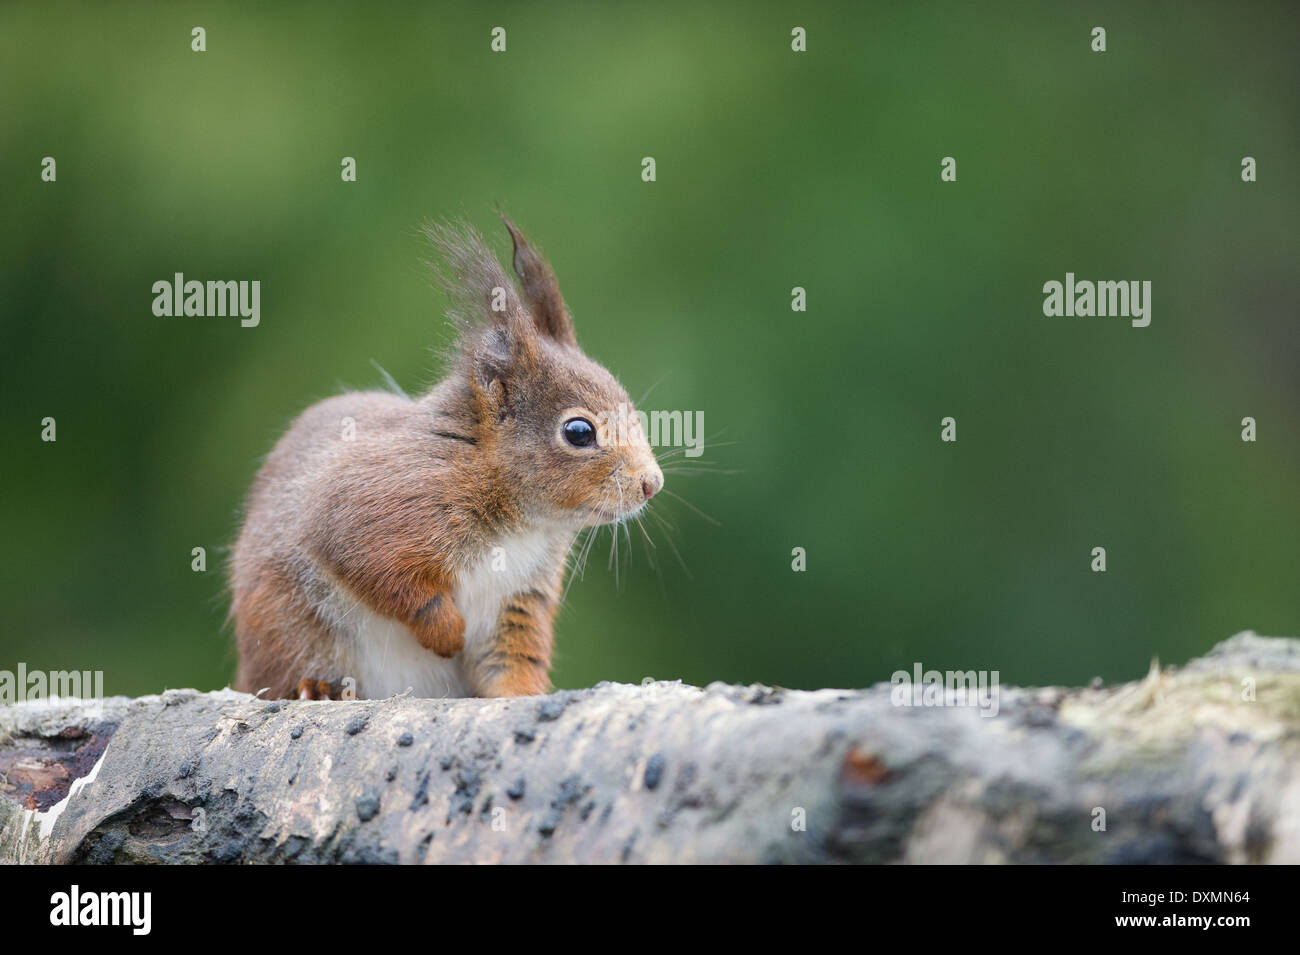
[337,528,565,699]
[452,528,563,649]
[345,606,468,699]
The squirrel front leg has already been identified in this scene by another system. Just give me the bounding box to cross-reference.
[406,589,466,658]
[314,542,466,658]
[355,572,466,658]
[466,588,557,697]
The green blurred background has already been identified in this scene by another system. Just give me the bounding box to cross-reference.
[1,1,1296,697]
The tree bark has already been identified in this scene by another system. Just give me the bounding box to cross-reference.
[2,631,1297,864]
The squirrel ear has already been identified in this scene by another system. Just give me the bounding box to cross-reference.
[466,310,538,415]
[500,214,578,347]
[469,323,524,413]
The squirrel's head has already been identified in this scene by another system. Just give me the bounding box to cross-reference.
[426,216,663,529]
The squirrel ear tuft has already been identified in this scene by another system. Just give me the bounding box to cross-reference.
[500,214,577,347]
[423,219,536,399]
[423,219,526,326]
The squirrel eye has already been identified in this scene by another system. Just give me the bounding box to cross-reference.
[562,417,597,448]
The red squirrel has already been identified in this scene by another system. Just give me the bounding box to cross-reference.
[230,217,663,700]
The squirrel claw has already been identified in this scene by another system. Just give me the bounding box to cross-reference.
[296,678,336,700]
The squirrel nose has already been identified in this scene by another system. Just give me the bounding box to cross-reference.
[641,470,663,500]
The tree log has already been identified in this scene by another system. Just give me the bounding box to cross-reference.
[1,631,1297,864]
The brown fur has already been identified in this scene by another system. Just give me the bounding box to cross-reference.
[231,217,662,699]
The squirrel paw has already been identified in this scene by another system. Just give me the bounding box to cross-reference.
[478,663,552,698]
[296,678,337,700]
[411,593,466,658]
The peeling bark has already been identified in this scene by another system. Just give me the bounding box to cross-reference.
[1,631,1297,864]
